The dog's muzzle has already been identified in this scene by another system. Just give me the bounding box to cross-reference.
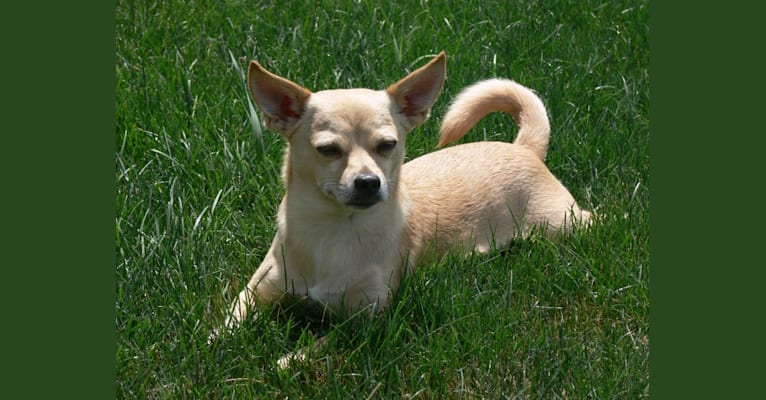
[347,174,383,209]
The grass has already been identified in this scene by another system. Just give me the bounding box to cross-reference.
[116,0,649,397]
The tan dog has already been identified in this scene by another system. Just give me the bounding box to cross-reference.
[211,52,591,359]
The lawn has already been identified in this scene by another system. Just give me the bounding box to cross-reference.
[116,0,649,397]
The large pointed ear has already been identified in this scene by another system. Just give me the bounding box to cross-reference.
[248,61,312,136]
[386,52,446,131]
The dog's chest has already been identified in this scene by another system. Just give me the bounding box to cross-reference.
[284,214,400,305]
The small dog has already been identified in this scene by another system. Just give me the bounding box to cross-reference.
[210,52,591,363]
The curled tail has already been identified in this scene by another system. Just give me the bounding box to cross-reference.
[438,78,550,161]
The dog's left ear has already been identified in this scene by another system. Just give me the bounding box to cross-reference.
[386,52,446,131]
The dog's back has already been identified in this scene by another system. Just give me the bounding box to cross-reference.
[401,79,590,263]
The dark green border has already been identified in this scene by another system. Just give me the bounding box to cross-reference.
[648,2,673,396]
[4,1,761,397]
[651,3,764,398]
[2,2,115,398]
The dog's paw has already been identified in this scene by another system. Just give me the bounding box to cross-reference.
[207,326,228,345]
[276,336,329,370]
[581,210,594,226]
[277,349,306,370]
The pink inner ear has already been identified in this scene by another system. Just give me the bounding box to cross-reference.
[401,94,417,116]
[400,76,439,116]
[280,96,300,119]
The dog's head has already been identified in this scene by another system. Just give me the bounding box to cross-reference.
[247,53,446,210]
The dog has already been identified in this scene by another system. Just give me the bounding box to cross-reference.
[210,52,592,365]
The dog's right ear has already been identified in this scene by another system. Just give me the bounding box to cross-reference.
[248,61,312,136]
[386,52,446,131]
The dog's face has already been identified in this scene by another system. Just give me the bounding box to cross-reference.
[247,53,446,210]
[289,89,403,209]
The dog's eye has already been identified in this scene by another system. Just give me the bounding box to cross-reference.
[376,139,397,154]
[316,144,343,158]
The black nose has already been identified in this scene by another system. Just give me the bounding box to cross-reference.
[353,174,381,194]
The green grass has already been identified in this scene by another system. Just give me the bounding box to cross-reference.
[116,0,648,397]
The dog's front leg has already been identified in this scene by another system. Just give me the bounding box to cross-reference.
[209,239,286,343]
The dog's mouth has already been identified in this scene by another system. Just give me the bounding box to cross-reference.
[346,196,382,209]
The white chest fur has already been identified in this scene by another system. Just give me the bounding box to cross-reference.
[278,201,406,310]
